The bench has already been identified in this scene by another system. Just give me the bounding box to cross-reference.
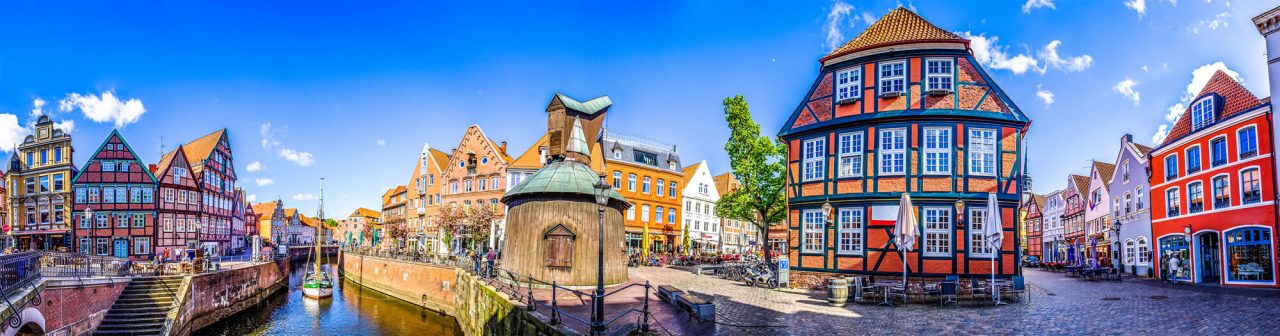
[657,285,684,304]
[695,265,722,275]
[676,293,715,320]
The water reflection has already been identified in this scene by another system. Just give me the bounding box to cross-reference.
[195,258,462,336]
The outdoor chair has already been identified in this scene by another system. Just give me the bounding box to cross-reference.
[939,281,958,307]
[967,277,989,303]
[887,282,908,304]
[858,278,880,303]
[1009,276,1030,303]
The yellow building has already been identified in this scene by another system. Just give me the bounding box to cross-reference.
[602,131,683,255]
[7,116,74,251]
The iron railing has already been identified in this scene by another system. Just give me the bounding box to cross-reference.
[1244,191,1262,204]
[0,252,43,297]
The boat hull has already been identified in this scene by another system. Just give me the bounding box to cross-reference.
[302,285,333,299]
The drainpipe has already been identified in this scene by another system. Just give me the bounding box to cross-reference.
[1267,110,1280,257]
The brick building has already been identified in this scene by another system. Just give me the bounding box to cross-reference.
[252,200,286,245]
[406,143,450,254]
[439,125,511,251]
[158,129,238,255]
[153,145,202,258]
[380,185,407,248]
[71,130,157,260]
[1151,71,1277,287]
[777,8,1029,279]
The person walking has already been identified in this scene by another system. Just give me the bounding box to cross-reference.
[485,249,497,278]
[1167,254,1181,283]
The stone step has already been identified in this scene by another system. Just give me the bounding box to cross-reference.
[93,325,164,335]
[102,306,167,316]
[103,309,168,319]
[98,316,166,327]
[108,302,169,311]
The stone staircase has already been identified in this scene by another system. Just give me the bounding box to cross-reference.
[94,276,183,335]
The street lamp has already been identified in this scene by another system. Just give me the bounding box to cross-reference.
[591,174,611,335]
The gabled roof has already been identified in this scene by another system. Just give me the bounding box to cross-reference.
[1070,174,1090,196]
[509,133,550,170]
[1160,70,1266,146]
[1033,194,1047,209]
[681,162,702,177]
[74,129,159,184]
[553,93,612,115]
[429,149,450,172]
[350,207,382,219]
[821,7,966,63]
[284,208,298,219]
[713,172,739,194]
[1132,143,1154,156]
[252,201,278,220]
[1092,161,1116,190]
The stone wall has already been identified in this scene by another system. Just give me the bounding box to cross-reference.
[42,278,129,336]
[166,259,289,336]
[339,252,577,336]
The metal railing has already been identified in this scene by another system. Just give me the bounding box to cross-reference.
[0,252,43,297]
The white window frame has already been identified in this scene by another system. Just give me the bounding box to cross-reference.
[1185,145,1202,174]
[1136,187,1145,210]
[837,132,863,178]
[1238,126,1259,159]
[1164,154,1179,181]
[878,128,906,175]
[878,61,906,94]
[641,205,650,222]
[1166,187,1181,216]
[802,209,825,254]
[1240,166,1262,204]
[968,128,997,176]
[969,208,994,258]
[836,208,863,255]
[1136,237,1151,265]
[925,58,954,92]
[1211,173,1231,209]
[922,207,951,257]
[923,127,952,175]
[802,137,826,181]
[1190,96,1215,131]
[1124,239,1136,265]
[1209,135,1229,167]
[835,68,862,101]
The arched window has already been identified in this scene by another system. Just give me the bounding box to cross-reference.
[1225,227,1274,282]
[1136,237,1151,265]
[1124,239,1136,265]
[1238,126,1259,159]
[1212,175,1230,209]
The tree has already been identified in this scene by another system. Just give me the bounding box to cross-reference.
[438,204,500,252]
[714,95,787,265]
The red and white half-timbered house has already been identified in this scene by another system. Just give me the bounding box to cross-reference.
[72,130,157,261]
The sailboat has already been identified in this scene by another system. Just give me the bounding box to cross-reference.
[303,178,334,299]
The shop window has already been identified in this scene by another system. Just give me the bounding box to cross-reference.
[1159,236,1191,281]
[544,225,575,268]
[1226,227,1273,283]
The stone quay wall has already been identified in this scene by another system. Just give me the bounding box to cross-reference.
[339,251,578,336]
[42,278,130,336]
[165,258,290,336]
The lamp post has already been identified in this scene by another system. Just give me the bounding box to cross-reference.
[591,174,611,335]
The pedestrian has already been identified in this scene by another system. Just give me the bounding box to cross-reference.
[1167,253,1181,283]
[485,249,497,278]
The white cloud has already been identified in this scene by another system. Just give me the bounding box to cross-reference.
[254,178,274,187]
[1035,85,1055,107]
[1039,41,1092,72]
[247,194,257,202]
[1152,124,1169,143]
[1141,65,1150,72]
[29,98,45,118]
[1022,0,1055,13]
[1164,103,1186,123]
[260,121,315,167]
[824,1,854,50]
[962,32,1042,75]
[293,193,317,201]
[859,11,876,25]
[279,148,315,167]
[1191,12,1230,34]
[58,91,145,128]
[1113,79,1141,106]
[246,161,264,172]
[1126,0,1147,15]
[53,119,75,133]
[0,114,30,152]
[376,139,386,147]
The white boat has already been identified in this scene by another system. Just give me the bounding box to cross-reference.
[303,178,334,299]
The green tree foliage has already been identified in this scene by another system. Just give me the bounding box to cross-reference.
[714,95,787,264]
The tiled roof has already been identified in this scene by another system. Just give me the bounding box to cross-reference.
[682,162,702,178]
[713,172,739,194]
[555,93,612,115]
[1093,161,1116,187]
[429,149,450,171]
[509,133,550,170]
[501,160,628,205]
[1161,71,1265,145]
[252,201,277,220]
[601,131,682,174]
[1132,143,1154,156]
[1070,175,1089,195]
[284,208,298,219]
[351,207,381,219]
[821,7,966,63]
[1033,194,1047,209]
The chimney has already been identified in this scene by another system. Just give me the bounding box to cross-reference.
[148,164,158,174]
[673,145,679,153]
[500,141,507,154]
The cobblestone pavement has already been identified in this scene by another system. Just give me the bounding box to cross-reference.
[624,266,1280,335]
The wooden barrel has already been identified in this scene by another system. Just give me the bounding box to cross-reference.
[828,277,849,306]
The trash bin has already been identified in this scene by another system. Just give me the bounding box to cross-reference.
[828,277,849,306]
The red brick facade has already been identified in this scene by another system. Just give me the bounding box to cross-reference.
[71,131,158,261]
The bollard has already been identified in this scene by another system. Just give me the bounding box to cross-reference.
[642,281,651,332]
[550,281,559,325]
[527,276,535,311]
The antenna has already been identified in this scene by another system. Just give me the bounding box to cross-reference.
[318,177,325,219]
[158,136,165,158]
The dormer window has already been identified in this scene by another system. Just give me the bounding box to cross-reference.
[613,149,622,159]
[1190,96,1215,131]
[879,61,906,96]
[835,68,862,103]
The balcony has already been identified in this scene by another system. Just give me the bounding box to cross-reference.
[1213,197,1230,209]
[1166,207,1180,217]
[1189,202,1203,214]
[417,207,426,215]
[1241,150,1258,160]
[1243,190,1261,204]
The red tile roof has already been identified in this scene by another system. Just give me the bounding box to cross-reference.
[1161,71,1265,145]
[821,7,966,63]
[1070,174,1089,196]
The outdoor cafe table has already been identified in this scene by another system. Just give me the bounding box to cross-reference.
[983,279,1010,305]
[874,280,902,306]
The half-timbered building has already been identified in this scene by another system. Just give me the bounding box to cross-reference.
[153,145,202,259]
[778,8,1029,279]
[72,130,157,260]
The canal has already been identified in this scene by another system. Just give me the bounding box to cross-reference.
[195,257,462,336]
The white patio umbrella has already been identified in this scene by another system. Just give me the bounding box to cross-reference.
[895,193,919,285]
[982,192,1005,304]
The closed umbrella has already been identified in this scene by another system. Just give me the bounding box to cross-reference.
[983,192,1005,304]
[895,193,919,286]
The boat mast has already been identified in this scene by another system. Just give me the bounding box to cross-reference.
[316,177,324,277]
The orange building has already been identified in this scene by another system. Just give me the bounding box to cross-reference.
[439,125,512,250]
[380,185,407,247]
[602,131,683,255]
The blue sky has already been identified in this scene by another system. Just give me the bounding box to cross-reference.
[0,0,1273,215]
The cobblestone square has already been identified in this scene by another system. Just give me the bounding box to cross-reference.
[625,267,1280,335]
